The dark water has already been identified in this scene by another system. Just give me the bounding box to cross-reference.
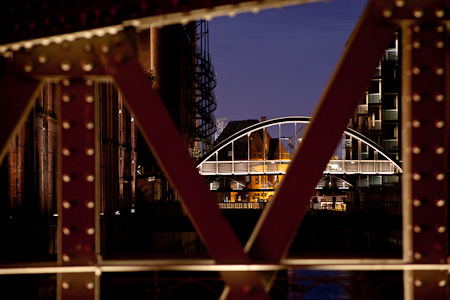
[288,270,352,300]
[288,270,403,300]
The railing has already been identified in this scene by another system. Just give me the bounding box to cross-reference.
[198,159,399,175]
[368,120,381,130]
[218,202,266,209]
[382,139,398,152]
[324,160,397,174]
[368,93,381,104]
[382,109,398,120]
[356,104,368,114]
[383,49,398,61]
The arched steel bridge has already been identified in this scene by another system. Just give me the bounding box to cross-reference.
[1,0,449,300]
[197,116,402,176]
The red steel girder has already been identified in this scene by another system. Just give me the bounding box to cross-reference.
[0,0,323,46]
[0,60,41,163]
[245,0,398,262]
[93,29,270,300]
[401,20,450,299]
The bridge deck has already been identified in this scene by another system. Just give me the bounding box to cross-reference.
[198,159,399,175]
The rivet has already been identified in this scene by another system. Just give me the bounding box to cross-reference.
[435,172,445,181]
[412,66,421,75]
[62,147,71,156]
[435,120,445,128]
[60,60,72,71]
[24,41,33,49]
[412,120,421,128]
[23,61,33,73]
[412,172,422,181]
[413,8,424,18]
[435,146,445,155]
[86,200,95,209]
[228,11,236,18]
[76,244,83,251]
[438,279,447,287]
[62,227,71,235]
[413,225,422,233]
[83,43,93,52]
[435,198,445,207]
[62,254,71,262]
[434,93,444,102]
[62,120,71,129]
[62,281,70,289]
[62,79,71,86]
[85,79,94,87]
[62,174,72,183]
[62,93,71,103]
[435,9,445,18]
[62,200,71,209]
[86,227,95,235]
[85,94,94,103]
[382,8,393,18]
[100,42,111,53]
[413,252,422,260]
[412,93,421,102]
[413,25,421,33]
[435,40,444,49]
[412,40,421,49]
[436,225,446,233]
[413,198,422,207]
[414,278,423,287]
[394,0,405,7]
[434,67,444,76]
[85,147,95,156]
[37,53,48,64]
[204,15,213,21]
[252,7,260,14]
[81,60,94,72]
[107,27,119,35]
[86,174,95,182]
[436,25,445,33]
[412,146,421,154]
[86,281,95,290]
[85,121,94,130]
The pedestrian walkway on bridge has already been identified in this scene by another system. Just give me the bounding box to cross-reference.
[197,116,402,176]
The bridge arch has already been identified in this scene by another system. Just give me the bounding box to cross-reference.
[197,116,402,175]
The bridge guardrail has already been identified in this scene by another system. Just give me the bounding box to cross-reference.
[199,160,398,175]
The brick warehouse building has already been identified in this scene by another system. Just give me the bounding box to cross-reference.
[0,22,217,262]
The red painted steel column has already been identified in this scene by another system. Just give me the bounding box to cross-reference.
[59,78,98,299]
[402,22,449,299]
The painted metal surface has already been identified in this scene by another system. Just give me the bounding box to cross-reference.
[244,0,398,261]
[0,0,324,46]
[0,0,449,299]
[94,30,270,300]
[60,79,98,299]
[401,19,449,299]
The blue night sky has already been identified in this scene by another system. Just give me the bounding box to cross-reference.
[209,0,368,123]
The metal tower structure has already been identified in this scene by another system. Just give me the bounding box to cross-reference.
[0,0,449,299]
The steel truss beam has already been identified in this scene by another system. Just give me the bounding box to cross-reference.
[0,0,450,299]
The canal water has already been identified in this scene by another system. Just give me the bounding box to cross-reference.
[287,270,403,300]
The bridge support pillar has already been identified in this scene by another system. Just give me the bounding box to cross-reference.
[401,20,449,300]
